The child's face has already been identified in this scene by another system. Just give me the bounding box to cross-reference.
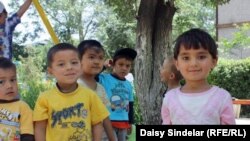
[112,58,132,79]
[175,46,217,82]
[80,48,105,76]
[160,58,173,83]
[0,12,7,25]
[0,68,18,100]
[48,50,81,85]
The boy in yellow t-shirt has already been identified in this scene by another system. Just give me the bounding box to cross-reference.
[33,43,109,141]
[0,57,34,141]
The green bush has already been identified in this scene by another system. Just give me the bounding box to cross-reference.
[134,95,143,125]
[19,80,53,109]
[16,45,53,109]
[130,82,143,125]
[208,58,250,98]
[208,58,250,117]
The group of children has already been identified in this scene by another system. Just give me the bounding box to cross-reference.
[0,1,237,141]
[0,41,136,141]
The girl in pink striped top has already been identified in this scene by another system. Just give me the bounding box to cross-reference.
[161,28,235,125]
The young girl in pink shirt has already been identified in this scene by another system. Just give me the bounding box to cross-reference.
[161,28,236,125]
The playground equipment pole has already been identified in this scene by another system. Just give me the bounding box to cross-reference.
[32,0,59,44]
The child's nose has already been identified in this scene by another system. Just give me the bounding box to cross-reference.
[66,63,73,70]
[190,58,198,66]
[93,58,100,64]
[5,81,13,89]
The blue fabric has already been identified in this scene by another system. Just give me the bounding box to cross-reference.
[0,13,21,59]
[99,73,133,121]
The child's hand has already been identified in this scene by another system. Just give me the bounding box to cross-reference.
[127,125,132,135]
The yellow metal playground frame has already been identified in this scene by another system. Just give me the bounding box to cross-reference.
[32,0,59,44]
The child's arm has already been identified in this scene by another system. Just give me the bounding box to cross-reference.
[128,101,134,124]
[92,122,103,141]
[161,98,172,124]
[103,117,115,141]
[128,101,134,135]
[220,94,236,125]
[17,0,32,18]
[20,102,35,141]
[34,120,47,141]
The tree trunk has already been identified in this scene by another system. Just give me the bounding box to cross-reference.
[135,0,176,125]
[78,12,84,41]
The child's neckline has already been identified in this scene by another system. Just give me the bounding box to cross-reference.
[0,99,19,104]
[79,78,97,91]
[56,83,78,93]
[180,85,213,93]
[111,73,126,81]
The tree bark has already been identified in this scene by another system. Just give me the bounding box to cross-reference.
[135,0,176,124]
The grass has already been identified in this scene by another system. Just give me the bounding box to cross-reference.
[128,125,136,141]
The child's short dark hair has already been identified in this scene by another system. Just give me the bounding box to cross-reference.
[0,57,16,71]
[113,48,137,64]
[77,40,104,59]
[47,43,79,67]
[174,28,218,60]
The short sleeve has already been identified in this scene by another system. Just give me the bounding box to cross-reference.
[20,102,34,134]
[220,90,236,125]
[33,94,49,121]
[7,13,21,33]
[161,97,171,125]
[90,93,109,125]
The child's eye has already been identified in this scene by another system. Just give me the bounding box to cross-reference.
[11,78,17,82]
[72,61,79,65]
[198,55,206,60]
[99,56,104,60]
[126,64,131,68]
[0,80,3,84]
[88,56,95,59]
[58,63,64,67]
[182,57,189,60]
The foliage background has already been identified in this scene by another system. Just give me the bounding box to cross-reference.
[208,58,250,117]
[5,0,249,126]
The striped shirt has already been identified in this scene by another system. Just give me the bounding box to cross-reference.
[0,13,20,59]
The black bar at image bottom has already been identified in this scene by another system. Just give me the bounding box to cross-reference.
[136,125,250,141]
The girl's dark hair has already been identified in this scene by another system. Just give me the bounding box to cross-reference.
[0,57,16,71]
[47,43,79,67]
[173,28,218,59]
[77,40,104,59]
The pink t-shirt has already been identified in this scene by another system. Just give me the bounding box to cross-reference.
[161,86,236,125]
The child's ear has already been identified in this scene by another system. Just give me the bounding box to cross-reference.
[47,67,53,76]
[109,59,114,66]
[104,59,113,68]
[169,73,175,80]
[109,59,115,68]
[174,60,179,71]
[211,56,218,69]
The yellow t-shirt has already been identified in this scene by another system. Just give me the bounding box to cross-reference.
[33,84,109,141]
[0,100,34,141]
